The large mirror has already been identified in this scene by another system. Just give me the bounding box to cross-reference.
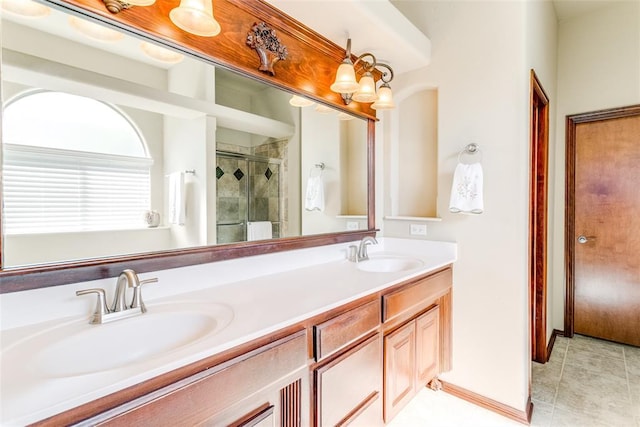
[0,2,371,278]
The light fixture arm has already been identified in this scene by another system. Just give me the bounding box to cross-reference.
[376,62,394,84]
[353,53,377,73]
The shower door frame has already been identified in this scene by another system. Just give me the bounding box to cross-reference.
[216,151,283,243]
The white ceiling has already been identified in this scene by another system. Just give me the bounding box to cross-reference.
[264,0,431,75]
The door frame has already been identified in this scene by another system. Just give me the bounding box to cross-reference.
[529,70,550,363]
[564,104,640,337]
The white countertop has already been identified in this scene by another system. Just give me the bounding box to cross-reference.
[0,238,456,426]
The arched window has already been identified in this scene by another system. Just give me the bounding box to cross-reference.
[3,90,152,234]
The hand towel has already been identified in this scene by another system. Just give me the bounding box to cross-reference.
[305,175,325,211]
[247,221,272,241]
[169,172,186,225]
[449,162,484,214]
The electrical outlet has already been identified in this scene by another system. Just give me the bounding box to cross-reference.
[346,221,359,231]
[410,223,427,236]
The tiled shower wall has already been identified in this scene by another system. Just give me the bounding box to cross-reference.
[216,140,288,244]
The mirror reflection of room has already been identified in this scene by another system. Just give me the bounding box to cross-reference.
[0,7,368,267]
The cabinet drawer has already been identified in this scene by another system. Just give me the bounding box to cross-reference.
[92,331,307,426]
[314,300,380,361]
[383,267,451,323]
[316,334,382,426]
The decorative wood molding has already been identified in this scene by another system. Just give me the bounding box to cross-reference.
[529,69,550,364]
[280,379,302,427]
[546,329,564,362]
[49,0,376,119]
[0,230,376,293]
[441,381,532,425]
[246,22,288,76]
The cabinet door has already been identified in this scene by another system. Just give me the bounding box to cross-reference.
[416,306,439,386]
[316,334,382,427]
[383,322,416,422]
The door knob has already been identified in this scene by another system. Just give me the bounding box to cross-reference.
[577,235,596,244]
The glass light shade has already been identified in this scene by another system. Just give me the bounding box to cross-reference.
[289,95,315,107]
[352,72,378,103]
[140,42,184,64]
[169,0,221,37]
[330,62,359,94]
[68,16,124,43]
[1,0,50,18]
[315,104,333,114]
[337,112,354,121]
[127,0,156,5]
[371,84,395,110]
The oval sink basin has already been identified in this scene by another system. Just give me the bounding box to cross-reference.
[8,301,233,378]
[357,254,424,273]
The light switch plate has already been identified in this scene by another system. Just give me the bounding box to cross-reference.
[410,223,427,236]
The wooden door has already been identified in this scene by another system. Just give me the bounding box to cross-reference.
[415,307,439,386]
[566,106,640,346]
[383,322,415,422]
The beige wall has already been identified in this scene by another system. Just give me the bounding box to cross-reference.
[385,0,557,412]
[551,1,640,333]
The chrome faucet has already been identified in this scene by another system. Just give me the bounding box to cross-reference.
[348,236,379,262]
[76,269,157,324]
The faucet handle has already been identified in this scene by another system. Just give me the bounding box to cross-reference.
[130,277,158,312]
[76,288,109,324]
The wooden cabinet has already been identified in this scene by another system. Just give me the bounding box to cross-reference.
[416,307,439,385]
[315,335,382,426]
[383,307,440,422]
[382,266,452,423]
[77,331,308,427]
[314,300,380,361]
[383,320,416,419]
[36,266,451,427]
[312,301,383,427]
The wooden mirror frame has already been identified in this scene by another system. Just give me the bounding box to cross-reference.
[0,0,378,293]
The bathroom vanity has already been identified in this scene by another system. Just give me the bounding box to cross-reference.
[0,239,456,426]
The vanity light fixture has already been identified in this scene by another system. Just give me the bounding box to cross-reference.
[315,104,333,114]
[1,0,50,18]
[289,95,315,107]
[140,41,184,64]
[99,0,220,37]
[337,112,355,121]
[69,15,124,42]
[169,0,221,37]
[330,38,395,111]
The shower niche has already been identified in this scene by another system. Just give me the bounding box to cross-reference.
[216,151,282,244]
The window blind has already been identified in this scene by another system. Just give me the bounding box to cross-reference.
[3,144,152,234]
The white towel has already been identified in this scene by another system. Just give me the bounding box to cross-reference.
[169,172,186,225]
[449,162,484,214]
[305,175,325,211]
[247,221,272,241]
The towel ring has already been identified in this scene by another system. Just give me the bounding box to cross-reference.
[458,143,482,163]
[310,162,325,178]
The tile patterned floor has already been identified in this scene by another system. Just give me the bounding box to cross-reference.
[531,334,640,427]
[389,334,640,426]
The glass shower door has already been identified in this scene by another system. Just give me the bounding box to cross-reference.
[216,154,248,244]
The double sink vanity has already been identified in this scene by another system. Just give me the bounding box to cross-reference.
[0,238,456,426]
[0,0,448,425]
